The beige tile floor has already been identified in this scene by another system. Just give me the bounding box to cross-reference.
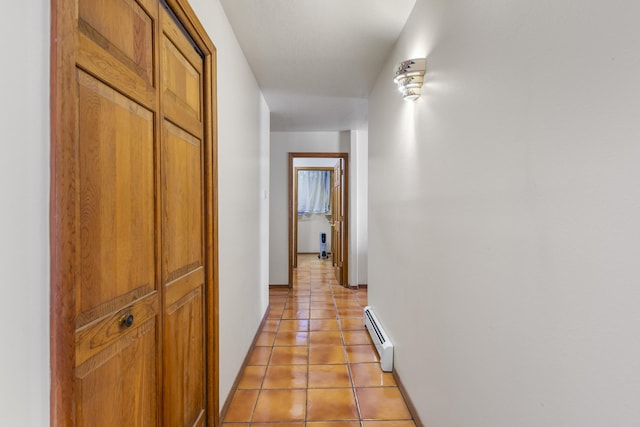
[222,255,416,426]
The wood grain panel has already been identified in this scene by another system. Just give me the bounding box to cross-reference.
[77,34,157,109]
[79,0,155,84]
[76,318,158,426]
[159,7,211,425]
[75,284,152,328]
[76,292,159,366]
[162,120,203,282]
[77,70,156,323]
[164,282,205,426]
[166,267,204,309]
[161,28,203,136]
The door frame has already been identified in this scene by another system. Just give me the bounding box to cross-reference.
[49,0,219,424]
[288,152,349,287]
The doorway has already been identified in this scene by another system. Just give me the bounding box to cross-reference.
[288,153,349,287]
[293,166,334,267]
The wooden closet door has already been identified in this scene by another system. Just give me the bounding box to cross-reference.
[61,0,210,425]
[73,0,160,425]
[159,6,207,427]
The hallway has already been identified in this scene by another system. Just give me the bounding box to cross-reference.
[222,254,416,426]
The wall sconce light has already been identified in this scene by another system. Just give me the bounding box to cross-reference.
[394,58,426,101]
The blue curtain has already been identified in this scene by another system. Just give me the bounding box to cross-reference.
[298,171,331,214]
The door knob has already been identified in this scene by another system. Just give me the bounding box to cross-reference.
[121,314,135,328]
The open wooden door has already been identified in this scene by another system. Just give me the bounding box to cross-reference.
[51,0,218,425]
[331,159,345,285]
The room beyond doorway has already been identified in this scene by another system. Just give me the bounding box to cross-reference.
[289,153,349,288]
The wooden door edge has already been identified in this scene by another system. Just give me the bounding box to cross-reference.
[50,0,77,424]
[288,154,293,287]
[342,157,349,287]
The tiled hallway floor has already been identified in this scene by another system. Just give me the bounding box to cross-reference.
[222,254,416,426]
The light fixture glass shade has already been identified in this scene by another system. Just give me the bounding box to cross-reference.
[394,58,426,101]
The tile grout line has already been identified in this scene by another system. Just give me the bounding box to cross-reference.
[333,279,366,426]
[252,291,286,423]
[237,256,412,427]
[305,271,310,424]
[252,289,290,424]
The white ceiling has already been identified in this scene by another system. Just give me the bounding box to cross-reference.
[219,0,416,132]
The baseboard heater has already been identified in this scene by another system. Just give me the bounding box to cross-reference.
[363,306,394,372]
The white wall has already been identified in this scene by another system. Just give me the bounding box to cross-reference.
[270,132,350,284]
[298,214,332,253]
[190,0,270,406]
[357,129,368,285]
[350,129,368,286]
[0,2,50,425]
[294,158,341,168]
[368,0,640,425]
[259,95,271,315]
